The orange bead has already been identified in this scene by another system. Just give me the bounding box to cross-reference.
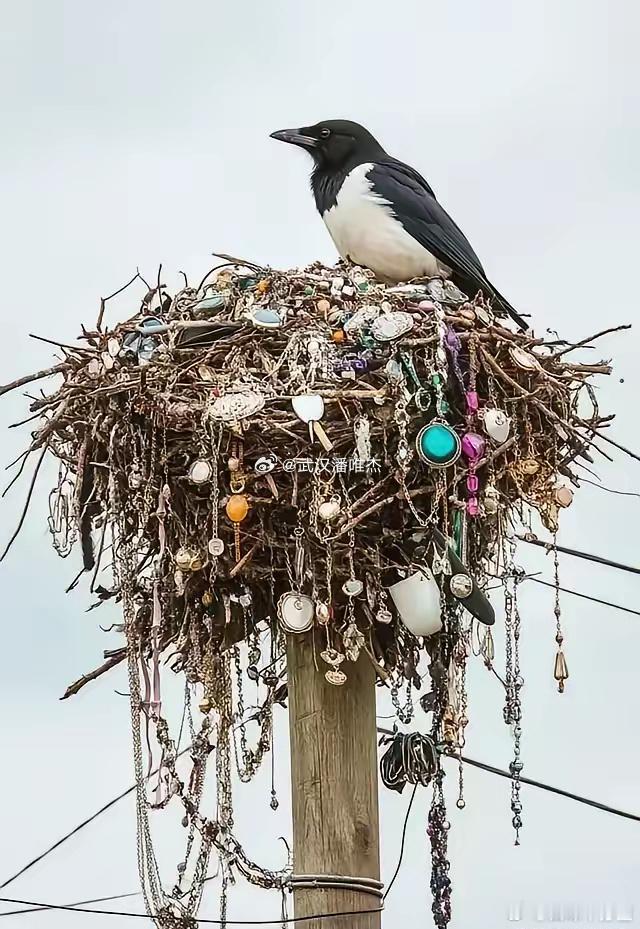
[332,329,345,344]
[226,493,249,523]
[256,278,270,294]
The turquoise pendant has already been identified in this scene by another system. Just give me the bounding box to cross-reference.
[416,422,461,468]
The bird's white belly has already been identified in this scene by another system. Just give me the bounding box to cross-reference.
[322,163,449,283]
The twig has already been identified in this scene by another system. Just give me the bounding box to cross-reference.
[60,649,127,700]
[0,363,68,398]
[2,449,32,498]
[593,430,640,465]
[229,542,260,578]
[96,272,142,331]
[0,444,48,562]
[29,334,96,355]
[550,324,631,359]
[333,483,432,540]
[479,346,613,463]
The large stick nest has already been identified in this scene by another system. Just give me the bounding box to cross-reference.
[1,257,616,694]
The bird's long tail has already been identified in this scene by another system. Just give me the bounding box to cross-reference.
[461,273,528,332]
[488,284,529,332]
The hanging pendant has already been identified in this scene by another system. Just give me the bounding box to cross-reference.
[370,311,414,342]
[482,408,511,444]
[554,650,569,692]
[208,537,225,556]
[188,458,213,485]
[343,622,365,661]
[209,389,264,422]
[461,432,486,463]
[318,498,341,521]
[315,601,331,624]
[226,493,249,523]
[325,669,347,686]
[277,592,315,633]
[509,346,540,371]
[175,547,204,572]
[342,578,364,597]
[450,573,473,599]
[415,422,461,468]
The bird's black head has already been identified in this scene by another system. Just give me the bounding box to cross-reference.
[270,119,386,171]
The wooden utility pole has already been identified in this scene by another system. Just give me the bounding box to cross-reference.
[287,634,382,929]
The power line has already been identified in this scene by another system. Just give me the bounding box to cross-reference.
[0,897,383,925]
[383,784,418,901]
[527,576,640,617]
[517,534,640,577]
[578,476,640,499]
[0,891,140,918]
[456,754,640,823]
[487,572,640,618]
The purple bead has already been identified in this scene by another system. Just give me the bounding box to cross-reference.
[467,497,480,517]
[352,358,368,373]
[461,432,486,461]
[466,474,479,493]
[465,390,479,414]
[418,300,437,313]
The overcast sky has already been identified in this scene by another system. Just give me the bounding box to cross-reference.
[1,1,640,927]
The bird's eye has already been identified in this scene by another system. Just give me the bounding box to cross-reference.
[320,127,331,139]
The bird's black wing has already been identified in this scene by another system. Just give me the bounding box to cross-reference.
[369,159,527,330]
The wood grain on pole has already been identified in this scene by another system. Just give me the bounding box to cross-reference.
[287,633,381,929]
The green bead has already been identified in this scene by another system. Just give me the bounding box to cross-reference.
[416,423,460,468]
[304,285,314,295]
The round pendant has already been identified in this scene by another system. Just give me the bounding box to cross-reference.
[188,459,213,485]
[318,499,341,521]
[325,669,347,686]
[450,573,473,599]
[510,346,540,371]
[484,485,500,515]
[209,390,264,423]
[175,547,203,572]
[343,305,381,334]
[316,601,331,624]
[320,647,344,667]
[277,592,315,634]
[371,311,414,342]
[416,423,461,468]
[482,408,511,444]
[208,537,225,556]
[342,578,364,597]
[555,486,574,508]
[475,306,494,327]
[520,458,540,475]
[87,358,102,379]
[226,494,249,523]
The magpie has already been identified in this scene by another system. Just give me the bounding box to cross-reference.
[270,119,528,330]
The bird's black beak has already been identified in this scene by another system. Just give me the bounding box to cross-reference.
[269,128,319,149]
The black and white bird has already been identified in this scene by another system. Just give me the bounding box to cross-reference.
[270,119,527,331]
